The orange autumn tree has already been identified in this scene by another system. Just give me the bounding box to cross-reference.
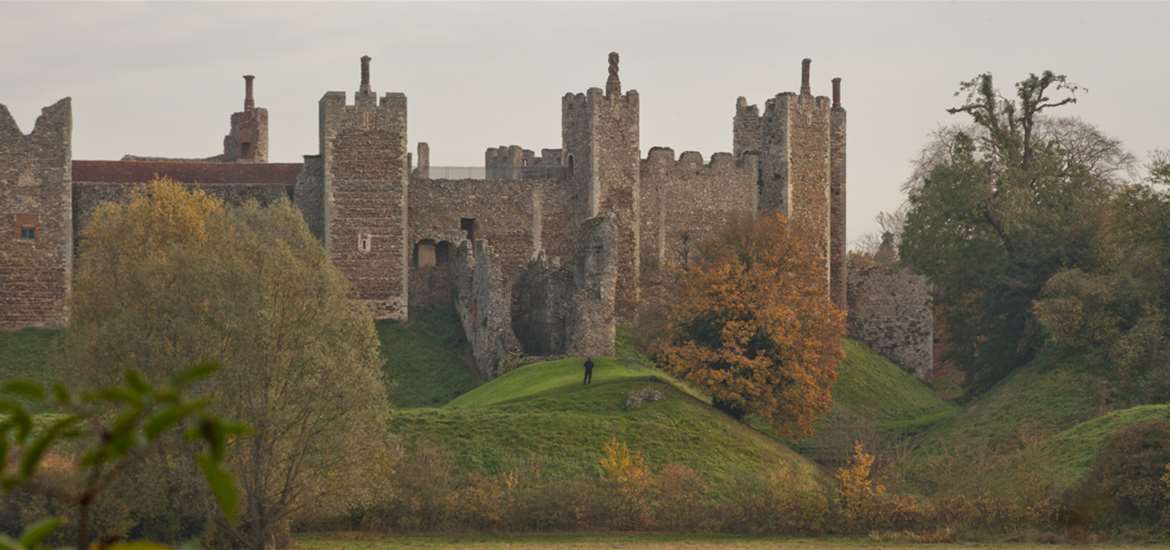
[651,213,844,437]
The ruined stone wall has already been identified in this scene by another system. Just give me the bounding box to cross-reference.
[847,259,933,379]
[319,65,409,320]
[451,239,520,378]
[223,109,268,163]
[638,148,757,275]
[0,99,72,329]
[512,215,616,358]
[565,215,617,356]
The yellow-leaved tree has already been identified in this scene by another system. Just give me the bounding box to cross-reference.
[68,178,389,549]
[651,213,844,437]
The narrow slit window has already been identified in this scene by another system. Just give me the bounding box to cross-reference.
[358,233,372,253]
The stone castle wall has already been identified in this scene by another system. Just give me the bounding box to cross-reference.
[638,148,758,274]
[511,215,617,359]
[451,239,521,378]
[0,99,72,330]
[847,257,934,379]
[406,176,575,311]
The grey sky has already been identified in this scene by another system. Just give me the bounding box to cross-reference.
[2,2,1167,243]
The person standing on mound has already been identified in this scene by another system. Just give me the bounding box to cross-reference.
[583,357,594,385]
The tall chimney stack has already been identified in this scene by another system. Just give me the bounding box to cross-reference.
[606,52,621,96]
[832,77,842,108]
[243,75,255,111]
[360,55,372,93]
[800,58,812,96]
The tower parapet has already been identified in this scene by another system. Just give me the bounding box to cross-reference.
[318,55,410,320]
[223,75,268,162]
[561,52,640,316]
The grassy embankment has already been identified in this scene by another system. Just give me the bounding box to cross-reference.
[389,328,820,492]
[296,532,1169,549]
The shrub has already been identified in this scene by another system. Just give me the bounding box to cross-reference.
[651,464,707,531]
[836,441,886,531]
[597,438,652,529]
[1081,419,1170,524]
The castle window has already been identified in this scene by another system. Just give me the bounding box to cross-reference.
[15,214,38,241]
[435,241,451,265]
[358,233,372,253]
[460,218,478,242]
[414,239,437,268]
[567,154,575,175]
[240,142,252,159]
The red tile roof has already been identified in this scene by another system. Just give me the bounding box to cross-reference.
[72,160,302,185]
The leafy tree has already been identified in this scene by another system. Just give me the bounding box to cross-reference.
[900,71,1131,390]
[66,179,389,548]
[1034,172,1170,404]
[0,364,241,550]
[651,213,844,437]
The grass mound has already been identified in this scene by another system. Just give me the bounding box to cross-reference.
[1021,403,1170,492]
[899,352,1104,496]
[377,308,481,408]
[394,355,820,494]
[791,339,956,463]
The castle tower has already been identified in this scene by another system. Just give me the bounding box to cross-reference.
[829,77,847,310]
[319,55,410,320]
[734,59,844,305]
[562,52,640,316]
[223,75,269,162]
[0,98,73,329]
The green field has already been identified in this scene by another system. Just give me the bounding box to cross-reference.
[378,308,482,408]
[296,533,1168,549]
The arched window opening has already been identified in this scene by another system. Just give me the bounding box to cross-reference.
[436,241,451,265]
[414,239,437,268]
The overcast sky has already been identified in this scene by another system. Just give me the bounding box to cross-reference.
[2,2,1167,243]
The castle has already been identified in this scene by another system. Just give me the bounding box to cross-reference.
[1,52,859,376]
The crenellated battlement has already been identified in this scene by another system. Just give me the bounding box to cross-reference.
[641,147,758,176]
[485,145,564,180]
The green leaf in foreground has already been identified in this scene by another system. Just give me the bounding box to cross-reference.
[199,452,239,522]
[19,516,63,548]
